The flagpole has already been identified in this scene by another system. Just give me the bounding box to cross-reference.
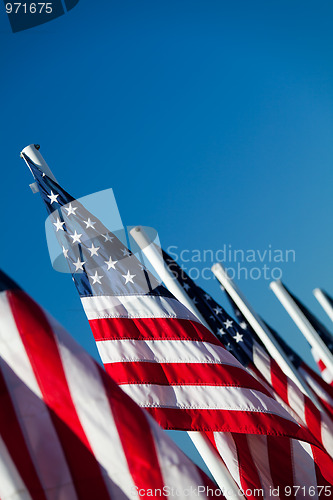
[130,226,211,329]
[211,263,321,407]
[270,281,333,378]
[313,288,333,324]
[20,144,58,183]
[130,227,244,499]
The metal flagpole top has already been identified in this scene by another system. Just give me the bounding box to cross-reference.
[20,144,58,184]
[313,288,333,324]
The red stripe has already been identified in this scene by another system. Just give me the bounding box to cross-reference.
[317,360,326,373]
[143,407,315,441]
[270,360,289,406]
[271,359,325,449]
[311,445,333,487]
[304,400,324,449]
[8,290,111,500]
[232,434,263,498]
[99,366,166,496]
[0,362,48,500]
[267,436,294,499]
[89,316,223,346]
[104,361,272,396]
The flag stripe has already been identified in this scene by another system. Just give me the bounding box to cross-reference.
[246,435,277,499]
[96,338,254,366]
[104,361,272,394]
[143,407,309,436]
[49,315,139,499]
[267,436,294,499]
[0,291,78,500]
[89,316,222,345]
[7,290,111,500]
[81,295,199,323]
[102,369,166,496]
[0,435,33,500]
[0,363,47,500]
[119,383,298,416]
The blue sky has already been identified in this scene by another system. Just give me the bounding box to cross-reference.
[1,0,333,473]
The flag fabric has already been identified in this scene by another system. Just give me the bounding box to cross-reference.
[281,284,333,386]
[161,255,333,496]
[24,155,312,440]
[258,320,333,421]
[25,156,333,497]
[162,251,333,458]
[0,269,218,500]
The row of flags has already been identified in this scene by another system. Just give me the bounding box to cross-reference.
[1,146,333,499]
[0,271,216,499]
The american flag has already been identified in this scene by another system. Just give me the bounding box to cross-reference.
[25,155,333,497]
[24,154,308,438]
[162,250,333,458]
[0,269,218,500]
[281,285,333,387]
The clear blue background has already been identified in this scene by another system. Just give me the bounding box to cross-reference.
[1,0,333,474]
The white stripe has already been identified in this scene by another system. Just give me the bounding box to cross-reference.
[252,342,273,385]
[247,435,279,499]
[48,315,139,500]
[120,383,298,420]
[0,292,78,500]
[287,380,306,426]
[321,414,333,458]
[148,417,211,498]
[81,294,199,322]
[97,338,243,366]
[291,441,318,500]
[213,433,242,489]
[321,367,333,385]
[0,435,32,500]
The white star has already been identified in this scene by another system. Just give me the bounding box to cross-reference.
[233,332,244,343]
[84,218,96,229]
[53,217,65,232]
[204,293,211,301]
[105,256,118,270]
[64,203,78,216]
[214,306,222,315]
[47,190,59,204]
[192,297,198,305]
[102,233,114,242]
[70,230,82,244]
[62,246,69,259]
[226,343,233,351]
[209,315,216,321]
[183,283,190,291]
[122,270,136,284]
[217,328,226,335]
[121,248,131,257]
[90,271,103,285]
[139,264,147,271]
[88,243,100,256]
[224,319,233,329]
[73,258,86,271]
[240,321,247,330]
